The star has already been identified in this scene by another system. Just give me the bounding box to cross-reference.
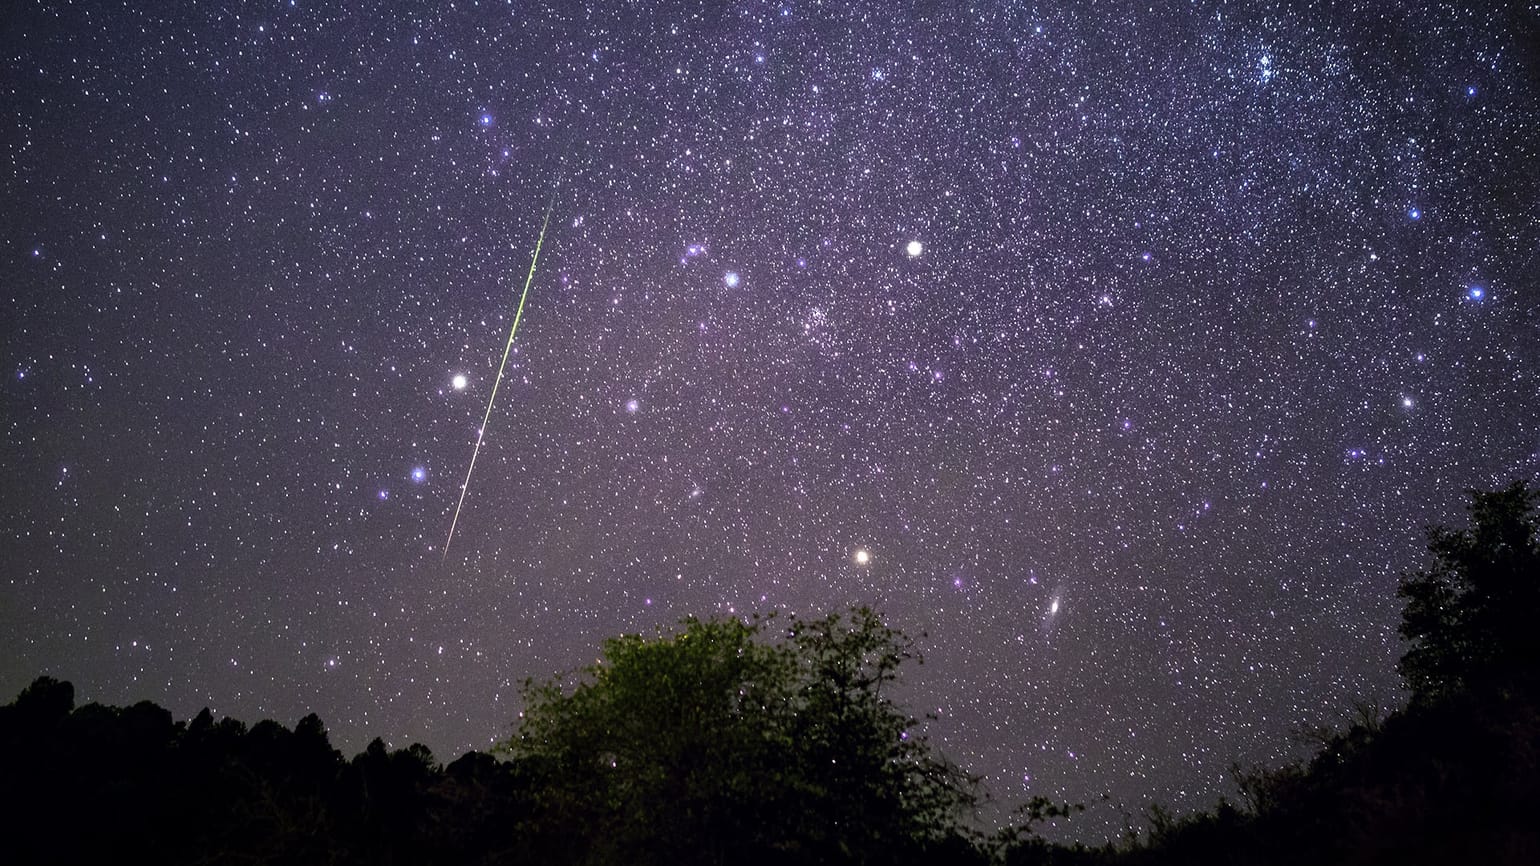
[10,1,1538,842]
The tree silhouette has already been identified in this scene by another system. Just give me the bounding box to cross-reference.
[13,493,1540,866]
[1,676,74,732]
[1398,480,1540,701]
[500,608,979,866]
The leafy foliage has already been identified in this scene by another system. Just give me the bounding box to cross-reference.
[0,609,991,866]
[501,608,980,865]
[1062,480,1540,866]
[7,485,1540,866]
[1398,481,1540,700]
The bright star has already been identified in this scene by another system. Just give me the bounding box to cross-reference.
[411,467,426,483]
[625,398,640,413]
[1467,285,1485,301]
[452,374,468,391]
[1408,207,1421,220]
[723,271,740,287]
[906,240,923,257]
[853,548,871,566]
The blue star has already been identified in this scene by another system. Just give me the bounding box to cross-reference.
[478,112,494,127]
[1466,285,1485,301]
[1408,207,1421,221]
[723,271,740,288]
[411,467,427,483]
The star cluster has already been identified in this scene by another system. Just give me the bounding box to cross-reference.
[3,0,1537,838]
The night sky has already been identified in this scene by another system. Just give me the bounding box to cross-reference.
[4,0,1538,837]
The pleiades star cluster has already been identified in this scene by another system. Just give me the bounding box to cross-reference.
[3,0,1537,838]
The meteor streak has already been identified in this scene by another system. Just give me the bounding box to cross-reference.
[442,191,557,561]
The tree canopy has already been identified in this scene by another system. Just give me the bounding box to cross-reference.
[5,484,1540,864]
[1397,481,1540,701]
[500,608,979,866]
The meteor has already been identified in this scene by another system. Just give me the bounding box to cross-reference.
[443,191,557,561]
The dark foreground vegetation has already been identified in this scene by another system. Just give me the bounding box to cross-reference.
[3,482,1537,865]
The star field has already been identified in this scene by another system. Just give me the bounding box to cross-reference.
[3,0,1538,838]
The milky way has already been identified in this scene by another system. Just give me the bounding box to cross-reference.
[4,0,1537,838]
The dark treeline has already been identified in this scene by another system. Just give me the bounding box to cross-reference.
[3,483,1537,865]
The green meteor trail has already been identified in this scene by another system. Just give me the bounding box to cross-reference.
[442,192,557,561]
